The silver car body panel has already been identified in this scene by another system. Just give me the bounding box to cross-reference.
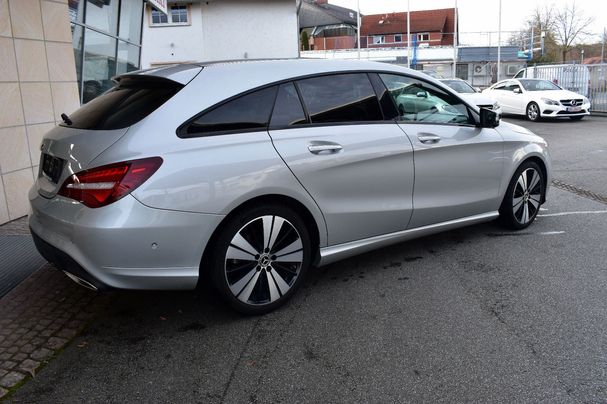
[28,59,552,290]
[29,189,222,289]
[269,124,415,245]
[397,123,504,228]
[37,126,130,198]
[118,64,203,85]
[319,211,499,265]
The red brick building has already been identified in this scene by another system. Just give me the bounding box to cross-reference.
[361,8,456,49]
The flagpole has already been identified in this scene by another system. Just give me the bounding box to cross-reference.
[357,0,361,59]
[452,0,458,78]
[497,0,502,81]
[407,0,411,68]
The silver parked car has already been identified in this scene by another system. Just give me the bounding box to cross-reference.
[29,60,551,314]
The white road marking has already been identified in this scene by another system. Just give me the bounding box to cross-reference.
[540,207,549,211]
[538,210,607,217]
[538,231,566,235]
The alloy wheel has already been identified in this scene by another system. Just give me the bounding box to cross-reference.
[527,103,539,121]
[512,168,542,224]
[224,215,303,306]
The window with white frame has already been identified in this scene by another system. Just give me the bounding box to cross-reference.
[417,33,430,42]
[372,35,385,44]
[150,4,189,26]
[394,34,403,43]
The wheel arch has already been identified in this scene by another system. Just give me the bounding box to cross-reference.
[198,194,323,281]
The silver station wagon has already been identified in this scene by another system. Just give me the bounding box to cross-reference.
[30,60,551,314]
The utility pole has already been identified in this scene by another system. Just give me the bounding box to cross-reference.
[541,31,546,57]
[497,0,502,81]
[407,0,411,68]
[601,28,605,64]
[357,0,361,59]
[581,49,584,65]
[452,0,458,78]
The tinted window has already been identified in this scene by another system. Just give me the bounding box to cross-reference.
[379,73,473,125]
[270,83,307,127]
[183,86,278,137]
[296,74,383,123]
[63,77,183,130]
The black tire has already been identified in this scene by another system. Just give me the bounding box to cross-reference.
[526,102,541,121]
[569,116,584,121]
[210,204,312,315]
[499,160,545,230]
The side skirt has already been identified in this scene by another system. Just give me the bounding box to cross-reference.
[318,211,499,266]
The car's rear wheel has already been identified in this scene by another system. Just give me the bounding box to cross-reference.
[499,161,545,230]
[569,116,584,121]
[210,204,311,315]
[526,102,540,121]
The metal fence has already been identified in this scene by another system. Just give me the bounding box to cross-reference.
[520,64,607,113]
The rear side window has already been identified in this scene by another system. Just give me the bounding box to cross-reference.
[296,73,383,124]
[181,86,278,137]
[269,83,307,128]
[63,77,183,130]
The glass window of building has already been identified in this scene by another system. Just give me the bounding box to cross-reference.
[150,4,190,25]
[70,0,145,103]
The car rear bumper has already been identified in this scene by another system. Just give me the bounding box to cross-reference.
[29,188,224,290]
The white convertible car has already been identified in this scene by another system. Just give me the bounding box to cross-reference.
[483,78,590,121]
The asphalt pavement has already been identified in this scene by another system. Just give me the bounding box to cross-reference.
[8,116,607,403]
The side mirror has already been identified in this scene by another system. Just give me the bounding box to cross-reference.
[416,91,428,98]
[513,87,522,94]
[474,87,482,93]
[479,107,500,128]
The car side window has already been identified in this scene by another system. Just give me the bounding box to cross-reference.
[379,73,473,125]
[493,83,507,91]
[296,73,383,124]
[180,86,278,137]
[269,82,307,128]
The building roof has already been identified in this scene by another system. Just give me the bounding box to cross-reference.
[300,0,358,29]
[361,8,455,36]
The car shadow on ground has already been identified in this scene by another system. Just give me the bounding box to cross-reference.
[81,219,515,332]
[502,114,589,124]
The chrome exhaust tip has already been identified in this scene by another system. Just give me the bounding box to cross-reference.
[63,271,98,291]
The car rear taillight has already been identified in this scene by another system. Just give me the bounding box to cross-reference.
[58,157,162,208]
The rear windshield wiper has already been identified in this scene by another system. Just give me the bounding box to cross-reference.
[61,113,72,126]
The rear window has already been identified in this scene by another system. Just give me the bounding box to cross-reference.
[61,77,183,130]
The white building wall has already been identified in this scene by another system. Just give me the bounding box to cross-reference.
[141,0,298,68]
[141,3,204,67]
[200,0,297,61]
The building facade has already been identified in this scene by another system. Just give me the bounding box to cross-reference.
[299,0,358,51]
[361,9,456,49]
[0,0,80,224]
[141,0,299,67]
[0,0,145,225]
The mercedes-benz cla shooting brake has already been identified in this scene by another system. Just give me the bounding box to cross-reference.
[30,60,551,314]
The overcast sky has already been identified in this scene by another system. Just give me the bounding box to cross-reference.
[329,0,607,45]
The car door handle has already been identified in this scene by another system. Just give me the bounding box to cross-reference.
[308,144,343,154]
[417,134,441,144]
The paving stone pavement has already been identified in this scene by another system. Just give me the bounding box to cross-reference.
[0,217,114,399]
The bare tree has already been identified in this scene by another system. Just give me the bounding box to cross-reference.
[508,5,558,62]
[553,1,595,61]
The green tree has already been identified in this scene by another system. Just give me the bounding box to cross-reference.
[301,30,310,51]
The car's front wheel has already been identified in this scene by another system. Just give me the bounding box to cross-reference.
[499,161,545,230]
[210,204,311,315]
[526,102,540,121]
